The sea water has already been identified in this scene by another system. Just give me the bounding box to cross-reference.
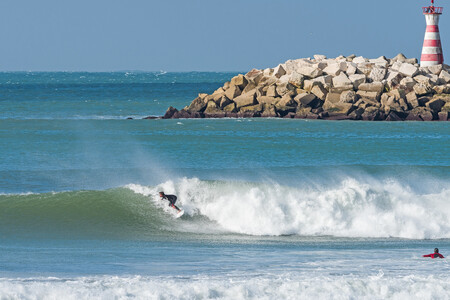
[0,72,449,299]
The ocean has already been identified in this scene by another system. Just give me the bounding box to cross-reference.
[0,72,449,299]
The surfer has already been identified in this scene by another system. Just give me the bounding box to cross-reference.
[423,248,445,259]
[159,192,182,212]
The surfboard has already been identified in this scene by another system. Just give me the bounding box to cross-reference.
[175,209,184,218]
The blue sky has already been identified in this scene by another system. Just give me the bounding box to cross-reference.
[0,0,448,71]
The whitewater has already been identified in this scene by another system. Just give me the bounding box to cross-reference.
[0,72,449,299]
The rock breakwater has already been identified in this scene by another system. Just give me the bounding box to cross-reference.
[163,54,450,121]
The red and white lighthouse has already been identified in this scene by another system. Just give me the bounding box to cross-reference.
[420,0,444,67]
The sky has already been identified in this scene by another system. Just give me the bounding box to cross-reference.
[0,0,448,71]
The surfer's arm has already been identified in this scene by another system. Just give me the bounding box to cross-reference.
[422,254,432,257]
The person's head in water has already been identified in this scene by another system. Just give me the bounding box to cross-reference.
[159,192,165,197]
[435,248,439,253]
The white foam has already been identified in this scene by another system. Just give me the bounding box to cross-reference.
[1,274,449,300]
[128,177,450,239]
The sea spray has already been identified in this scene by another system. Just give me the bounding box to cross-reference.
[129,176,450,239]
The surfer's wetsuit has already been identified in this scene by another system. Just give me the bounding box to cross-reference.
[423,253,445,259]
[162,194,181,211]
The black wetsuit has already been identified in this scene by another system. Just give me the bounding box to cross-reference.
[164,195,177,205]
[162,194,180,211]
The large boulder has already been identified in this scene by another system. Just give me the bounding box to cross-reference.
[276,94,296,107]
[314,54,327,61]
[356,90,381,102]
[303,80,324,92]
[413,83,433,96]
[358,82,385,93]
[390,61,403,72]
[223,102,237,113]
[245,69,264,85]
[438,111,449,121]
[322,102,353,116]
[346,63,358,75]
[240,104,263,113]
[225,85,241,99]
[257,96,278,104]
[332,73,353,88]
[399,63,419,77]
[441,102,450,112]
[172,109,196,119]
[369,56,389,68]
[258,75,277,87]
[297,65,323,78]
[405,58,418,64]
[439,70,450,84]
[289,72,305,88]
[428,65,443,75]
[361,106,383,121]
[433,85,450,94]
[406,91,419,109]
[276,105,296,117]
[385,111,406,121]
[233,92,257,108]
[387,89,406,101]
[187,97,207,113]
[414,75,432,85]
[266,85,279,97]
[230,74,248,89]
[400,77,416,90]
[261,104,279,117]
[353,56,367,64]
[426,98,446,112]
[323,63,342,76]
[276,83,296,96]
[369,67,387,82]
[163,106,178,119]
[405,107,434,121]
[325,92,342,104]
[242,82,257,94]
[349,74,367,89]
[418,96,432,106]
[386,71,404,88]
[204,100,225,115]
[313,75,333,88]
[273,64,287,78]
[340,90,357,103]
[295,107,313,119]
[356,63,375,76]
[392,53,407,63]
[295,93,319,107]
[311,84,328,101]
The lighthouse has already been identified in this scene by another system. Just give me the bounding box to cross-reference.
[420,0,444,67]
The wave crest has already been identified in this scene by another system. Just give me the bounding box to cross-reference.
[129,177,450,239]
[1,177,448,239]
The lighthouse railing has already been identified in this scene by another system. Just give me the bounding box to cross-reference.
[422,6,443,14]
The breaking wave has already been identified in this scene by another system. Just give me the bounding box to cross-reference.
[1,177,449,239]
[1,274,449,300]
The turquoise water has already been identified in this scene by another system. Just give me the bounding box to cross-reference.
[0,72,449,299]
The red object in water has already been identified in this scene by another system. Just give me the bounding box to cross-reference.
[422,253,445,258]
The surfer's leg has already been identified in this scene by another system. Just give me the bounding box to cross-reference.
[171,204,181,212]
